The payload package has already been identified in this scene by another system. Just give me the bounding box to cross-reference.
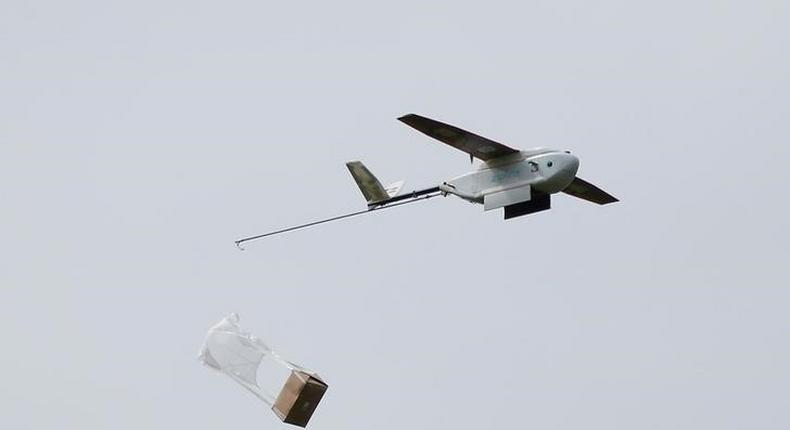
[199,313,328,427]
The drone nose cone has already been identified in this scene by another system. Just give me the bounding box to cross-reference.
[533,152,580,194]
[555,154,579,190]
[564,153,580,177]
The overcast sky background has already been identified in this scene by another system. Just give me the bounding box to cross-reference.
[2,1,789,429]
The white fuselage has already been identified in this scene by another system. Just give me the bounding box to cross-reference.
[439,149,580,203]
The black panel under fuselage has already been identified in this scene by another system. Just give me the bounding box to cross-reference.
[504,192,551,219]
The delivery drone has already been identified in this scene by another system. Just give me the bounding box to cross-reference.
[236,114,618,248]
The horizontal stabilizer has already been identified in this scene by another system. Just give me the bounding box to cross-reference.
[562,177,619,205]
[385,180,405,198]
[504,192,551,219]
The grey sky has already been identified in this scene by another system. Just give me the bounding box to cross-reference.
[2,0,789,428]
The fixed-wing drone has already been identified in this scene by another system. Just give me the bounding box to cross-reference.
[236,114,617,247]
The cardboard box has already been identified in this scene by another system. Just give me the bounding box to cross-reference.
[272,370,328,427]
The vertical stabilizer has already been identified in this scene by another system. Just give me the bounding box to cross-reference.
[346,161,403,206]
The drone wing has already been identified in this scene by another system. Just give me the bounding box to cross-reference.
[562,177,619,205]
[398,114,519,161]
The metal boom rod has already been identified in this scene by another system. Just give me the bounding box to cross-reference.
[235,186,441,249]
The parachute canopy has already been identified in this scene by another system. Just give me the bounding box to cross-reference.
[198,314,328,427]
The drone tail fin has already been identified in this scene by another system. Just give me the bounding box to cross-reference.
[346,161,404,207]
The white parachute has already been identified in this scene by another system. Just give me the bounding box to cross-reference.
[198,314,328,427]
